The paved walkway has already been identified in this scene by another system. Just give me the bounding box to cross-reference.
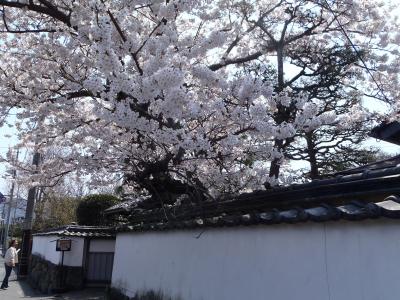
[0,254,106,299]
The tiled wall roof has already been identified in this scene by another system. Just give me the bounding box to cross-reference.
[33,225,115,238]
[106,159,400,232]
[118,195,400,232]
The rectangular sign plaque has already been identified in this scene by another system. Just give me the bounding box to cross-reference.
[56,239,72,252]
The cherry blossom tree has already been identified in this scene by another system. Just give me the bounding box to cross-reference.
[228,0,399,180]
[0,0,398,204]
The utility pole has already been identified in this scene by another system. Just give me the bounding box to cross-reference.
[2,149,19,253]
[9,185,21,240]
[19,151,41,277]
[0,202,6,249]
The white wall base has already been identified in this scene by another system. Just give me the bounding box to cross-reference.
[112,220,400,300]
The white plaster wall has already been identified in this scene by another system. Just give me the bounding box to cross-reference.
[32,236,84,267]
[112,220,400,300]
[62,237,85,267]
[32,236,61,265]
[89,239,115,253]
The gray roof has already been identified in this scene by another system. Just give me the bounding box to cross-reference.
[113,159,400,233]
[33,225,115,238]
[104,196,151,215]
[118,195,400,232]
[369,121,400,145]
[333,155,400,176]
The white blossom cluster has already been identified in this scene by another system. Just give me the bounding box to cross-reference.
[0,0,398,197]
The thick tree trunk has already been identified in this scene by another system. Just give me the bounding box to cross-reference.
[277,45,284,88]
[269,44,285,181]
[269,140,283,179]
[305,131,319,179]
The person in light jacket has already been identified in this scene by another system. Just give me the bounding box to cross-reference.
[1,240,18,289]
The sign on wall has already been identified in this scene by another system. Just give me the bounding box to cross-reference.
[56,239,72,252]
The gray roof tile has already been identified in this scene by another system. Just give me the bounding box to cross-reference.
[116,195,400,233]
[33,225,115,238]
[109,157,400,233]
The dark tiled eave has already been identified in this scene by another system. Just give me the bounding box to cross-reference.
[333,155,400,176]
[33,225,115,238]
[104,197,151,215]
[118,196,400,233]
[369,121,400,145]
[123,169,400,226]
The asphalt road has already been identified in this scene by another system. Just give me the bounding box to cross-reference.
[0,253,106,299]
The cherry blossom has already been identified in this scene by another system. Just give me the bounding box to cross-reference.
[0,0,398,200]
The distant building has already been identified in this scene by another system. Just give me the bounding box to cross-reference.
[29,225,115,293]
[0,197,26,224]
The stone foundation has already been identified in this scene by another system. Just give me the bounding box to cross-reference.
[107,287,180,300]
[107,287,131,300]
[28,254,85,293]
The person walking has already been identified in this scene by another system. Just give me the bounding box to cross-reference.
[1,239,18,289]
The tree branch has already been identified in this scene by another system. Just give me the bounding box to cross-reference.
[0,0,71,26]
